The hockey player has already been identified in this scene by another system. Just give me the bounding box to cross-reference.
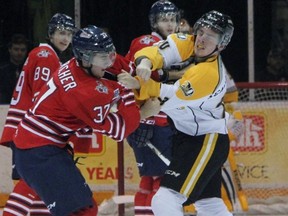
[121,10,235,216]
[10,25,158,216]
[1,13,77,216]
[124,1,181,215]
[175,16,247,213]
[126,0,182,82]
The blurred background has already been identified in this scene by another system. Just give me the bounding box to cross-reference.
[1,0,287,82]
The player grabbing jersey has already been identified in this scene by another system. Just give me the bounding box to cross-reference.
[11,25,160,216]
[124,1,180,215]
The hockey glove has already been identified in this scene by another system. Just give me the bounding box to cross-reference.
[228,110,244,141]
[128,125,153,148]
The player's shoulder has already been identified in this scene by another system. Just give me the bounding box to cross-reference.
[164,33,194,61]
[131,34,160,46]
[29,43,58,59]
[168,33,194,43]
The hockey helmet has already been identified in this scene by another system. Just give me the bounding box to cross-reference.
[193,10,234,47]
[72,25,116,68]
[48,13,76,36]
[149,0,180,31]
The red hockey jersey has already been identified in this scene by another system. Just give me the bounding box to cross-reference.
[14,58,140,149]
[125,32,168,127]
[125,33,161,61]
[106,53,134,76]
[0,43,62,145]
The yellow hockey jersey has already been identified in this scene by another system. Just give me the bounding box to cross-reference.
[134,33,229,136]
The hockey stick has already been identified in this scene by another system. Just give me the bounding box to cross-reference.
[146,140,170,166]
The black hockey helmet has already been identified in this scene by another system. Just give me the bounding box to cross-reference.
[48,13,76,36]
[193,10,234,47]
[72,25,116,67]
[149,0,180,31]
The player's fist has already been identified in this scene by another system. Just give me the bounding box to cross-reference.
[136,58,152,81]
[118,70,140,89]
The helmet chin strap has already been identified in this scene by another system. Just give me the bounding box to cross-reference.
[195,46,219,63]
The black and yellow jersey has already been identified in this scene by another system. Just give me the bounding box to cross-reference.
[134,33,229,136]
[135,33,194,71]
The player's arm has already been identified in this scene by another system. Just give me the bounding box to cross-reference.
[134,33,194,81]
[94,86,159,139]
[224,70,239,103]
[60,83,139,142]
[118,63,213,109]
[120,66,215,112]
[97,88,140,141]
[224,71,244,141]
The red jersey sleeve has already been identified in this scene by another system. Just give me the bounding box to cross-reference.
[57,61,140,141]
[62,82,139,141]
[105,54,135,76]
[126,35,163,81]
[125,35,160,61]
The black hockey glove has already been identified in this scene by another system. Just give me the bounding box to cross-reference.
[129,125,153,148]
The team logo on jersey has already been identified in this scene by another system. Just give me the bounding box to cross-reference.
[113,88,120,99]
[140,36,157,45]
[180,81,194,96]
[37,50,51,58]
[95,81,108,94]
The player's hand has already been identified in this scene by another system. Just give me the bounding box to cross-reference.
[228,110,244,141]
[140,97,161,120]
[117,70,140,89]
[128,126,153,148]
[136,58,152,81]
